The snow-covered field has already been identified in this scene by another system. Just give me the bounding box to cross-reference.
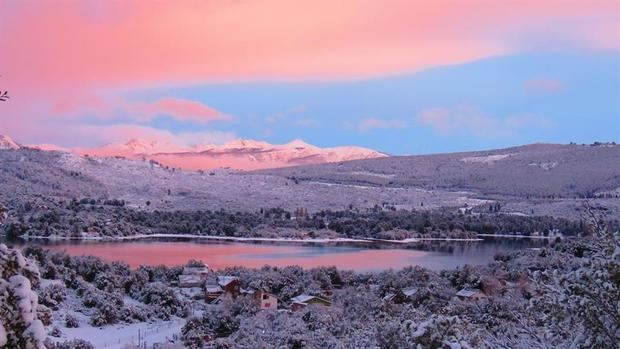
[51,317,185,349]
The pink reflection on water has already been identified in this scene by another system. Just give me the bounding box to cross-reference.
[44,241,436,271]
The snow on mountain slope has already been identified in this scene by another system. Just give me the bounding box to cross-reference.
[148,139,386,170]
[26,143,70,152]
[59,138,387,170]
[0,132,385,170]
[0,135,20,150]
[78,138,191,157]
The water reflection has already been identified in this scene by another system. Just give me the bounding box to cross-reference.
[7,237,548,272]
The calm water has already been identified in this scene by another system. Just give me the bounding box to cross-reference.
[7,237,549,271]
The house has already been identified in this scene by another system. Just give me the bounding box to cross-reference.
[254,291,278,310]
[290,294,332,311]
[217,276,241,296]
[240,288,256,296]
[178,274,203,288]
[179,286,204,300]
[183,266,210,279]
[456,288,486,300]
[205,284,224,303]
[383,287,418,304]
[178,265,210,288]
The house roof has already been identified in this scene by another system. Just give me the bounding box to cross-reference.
[291,294,315,304]
[217,276,239,287]
[179,274,202,284]
[206,285,223,293]
[402,287,418,296]
[456,288,484,298]
[183,266,209,274]
[291,294,330,304]
[383,293,396,301]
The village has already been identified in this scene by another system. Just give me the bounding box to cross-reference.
[177,262,497,311]
[178,264,333,313]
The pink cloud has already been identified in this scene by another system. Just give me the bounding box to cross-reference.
[1,0,617,93]
[416,105,554,137]
[0,1,616,147]
[356,118,407,131]
[86,124,236,147]
[129,98,231,123]
[33,123,236,149]
[50,96,231,124]
[524,78,566,94]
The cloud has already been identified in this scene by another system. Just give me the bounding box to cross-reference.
[1,1,616,147]
[415,105,554,137]
[356,118,407,131]
[524,78,565,94]
[52,96,231,124]
[92,124,237,146]
[265,105,308,124]
[129,98,231,123]
[295,118,317,127]
[59,124,237,148]
[2,0,617,93]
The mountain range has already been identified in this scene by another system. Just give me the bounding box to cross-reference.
[2,135,386,171]
[1,134,618,219]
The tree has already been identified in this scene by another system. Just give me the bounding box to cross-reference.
[0,75,8,102]
[0,244,47,349]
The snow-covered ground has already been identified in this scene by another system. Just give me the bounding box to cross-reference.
[460,153,513,164]
[44,279,189,349]
[50,317,185,349]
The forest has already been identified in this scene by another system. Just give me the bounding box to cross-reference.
[4,197,611,241]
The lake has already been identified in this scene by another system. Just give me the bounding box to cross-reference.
[9,237,549,271]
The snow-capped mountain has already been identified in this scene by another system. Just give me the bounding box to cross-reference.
[26,143,71,152]
[77,138,387,170]
[0,133,386,170]
[0,135,20,150]
[77,138,192,158]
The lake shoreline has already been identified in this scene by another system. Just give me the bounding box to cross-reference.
[16,232,486,244]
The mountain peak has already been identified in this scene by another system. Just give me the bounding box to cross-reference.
[28,137,387,170]
[124,138,158,151]
[282,139,317,150]
[0,134,20,150]
[221,139,272,150]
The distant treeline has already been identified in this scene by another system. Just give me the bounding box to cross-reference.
[4,197,615,240]
[312,210,601,237]
[124,208,596,238]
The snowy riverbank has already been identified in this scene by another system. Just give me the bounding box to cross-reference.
[18,232,485,244]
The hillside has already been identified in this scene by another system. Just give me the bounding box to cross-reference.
[0,148,478,214]
[0,143,618,220]
[262,143,620,199]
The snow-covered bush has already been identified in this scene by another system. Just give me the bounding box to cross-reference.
[36,304,53,326]
[64,313,79,328]
[120,304,150,323]
[181,316,210,349]
[0,244,46,349]
[90,302,120,326]
[408,315,478,348]
[138,282,188,319]
[49,326,62,337]
[50,338,95,349]
[39,283,66,310]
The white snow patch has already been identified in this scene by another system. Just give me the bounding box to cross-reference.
[460,154,512,164]
[51,317,185,349]
[528,161,558,170]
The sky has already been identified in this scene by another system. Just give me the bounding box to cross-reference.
[0,0,619,155]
